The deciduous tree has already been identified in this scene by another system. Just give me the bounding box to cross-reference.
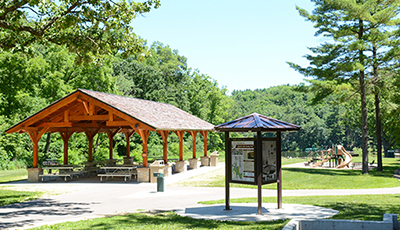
[0,0,160,63]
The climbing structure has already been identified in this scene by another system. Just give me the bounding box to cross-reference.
[310,145,352,168]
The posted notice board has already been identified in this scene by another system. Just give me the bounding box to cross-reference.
[262,141,277,183]
[231,141,255,183]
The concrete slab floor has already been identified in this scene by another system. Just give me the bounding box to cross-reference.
[175,203,339,222]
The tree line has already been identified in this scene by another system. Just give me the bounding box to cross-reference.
[1,0,400,172]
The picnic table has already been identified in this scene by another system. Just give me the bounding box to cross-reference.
[98,166,137,182]
[40,166,82,182]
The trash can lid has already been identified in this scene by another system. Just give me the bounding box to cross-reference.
[210,151,219,156]
[153,172,164,177]
[150,160,164,166]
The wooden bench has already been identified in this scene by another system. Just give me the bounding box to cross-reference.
[39,173,79,182]
[41,166,81,182]
[98,166,137,182]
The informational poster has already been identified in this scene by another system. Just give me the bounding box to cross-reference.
[262,141,277,182]
[231,141,255,182]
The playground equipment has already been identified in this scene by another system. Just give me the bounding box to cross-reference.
[336,145,352,168]
[307,145,352,168]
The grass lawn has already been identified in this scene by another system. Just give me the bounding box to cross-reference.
[31,211,289,230]
[29,194,400,229]
[0,169,27,183]
[0,188,43,206]
[200,194,400,221]
[173,157,400,189]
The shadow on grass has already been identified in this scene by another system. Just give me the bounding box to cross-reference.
[308,195,400,221]
[0,194,36,206]
[0,179,28,184]
[276,194,400,221]
[70,212,286,230]
[283,163,399,179]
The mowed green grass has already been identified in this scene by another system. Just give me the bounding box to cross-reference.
[200,194,400,221]
[0,188,43,206]
[29,194,400,229]
[31,211,289,230]
[0,169,27,183]
[175,157,400,189]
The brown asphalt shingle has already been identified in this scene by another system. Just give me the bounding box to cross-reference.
[80,89,214,131]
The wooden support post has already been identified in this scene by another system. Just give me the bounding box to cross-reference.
[277,131,282,209]
[225,131,231,211]
[27,127,49,168]
[106,129,120,159]
[32,140,39,168]
[135,128,150,167]
[85,129,99,162]
[59,131,73,165]
[189,131,197,158]
[200,131,208,156]
[124,130,135,157]
[256,131,263,215]
[174,131,185,161]
[157,131,169,164]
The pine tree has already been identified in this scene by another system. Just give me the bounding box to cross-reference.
[288,0,400,174]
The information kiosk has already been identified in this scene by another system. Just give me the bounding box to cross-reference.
[215,113,300,215]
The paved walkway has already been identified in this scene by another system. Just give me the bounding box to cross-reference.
[0,165,399,229]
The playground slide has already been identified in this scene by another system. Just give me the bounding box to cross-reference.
[337,145,352,168]
[312,156,331,167]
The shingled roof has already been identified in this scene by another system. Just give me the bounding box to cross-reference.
[214,113,300,132]
[79,89,214,131]
[6,89,214,134]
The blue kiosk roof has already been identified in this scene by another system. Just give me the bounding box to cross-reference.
[214,113,300,132]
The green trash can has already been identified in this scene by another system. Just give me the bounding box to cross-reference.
[153,172,164,192]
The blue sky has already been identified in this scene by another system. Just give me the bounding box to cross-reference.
[133,1,322,93]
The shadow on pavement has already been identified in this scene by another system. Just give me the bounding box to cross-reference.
[0,198,96,229]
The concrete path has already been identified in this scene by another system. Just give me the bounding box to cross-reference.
[0,165,399,229]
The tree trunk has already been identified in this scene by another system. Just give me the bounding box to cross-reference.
[44,133,51,156]
[360,71,369,174]
[358,19,368,174]
[375,92,383,171]
[372,45,383,171]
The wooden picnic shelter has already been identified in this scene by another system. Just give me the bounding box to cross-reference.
[5,89,214,182]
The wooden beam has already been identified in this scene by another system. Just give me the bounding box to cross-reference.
[79,100,90,115]
[200,131,208,156]
[109,112,114,122]
[72,123,102,128]
[106,121,132,127]
[7,93,79,133]
[189,131,197,159]
[64,110,70,122]
[89,103,95,115]
[38,122,73,128]
[157,130,169,164]
[174,131,185,161]
[69,115,109,121]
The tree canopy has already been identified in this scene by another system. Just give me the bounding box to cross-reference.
[0,0,160,63]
